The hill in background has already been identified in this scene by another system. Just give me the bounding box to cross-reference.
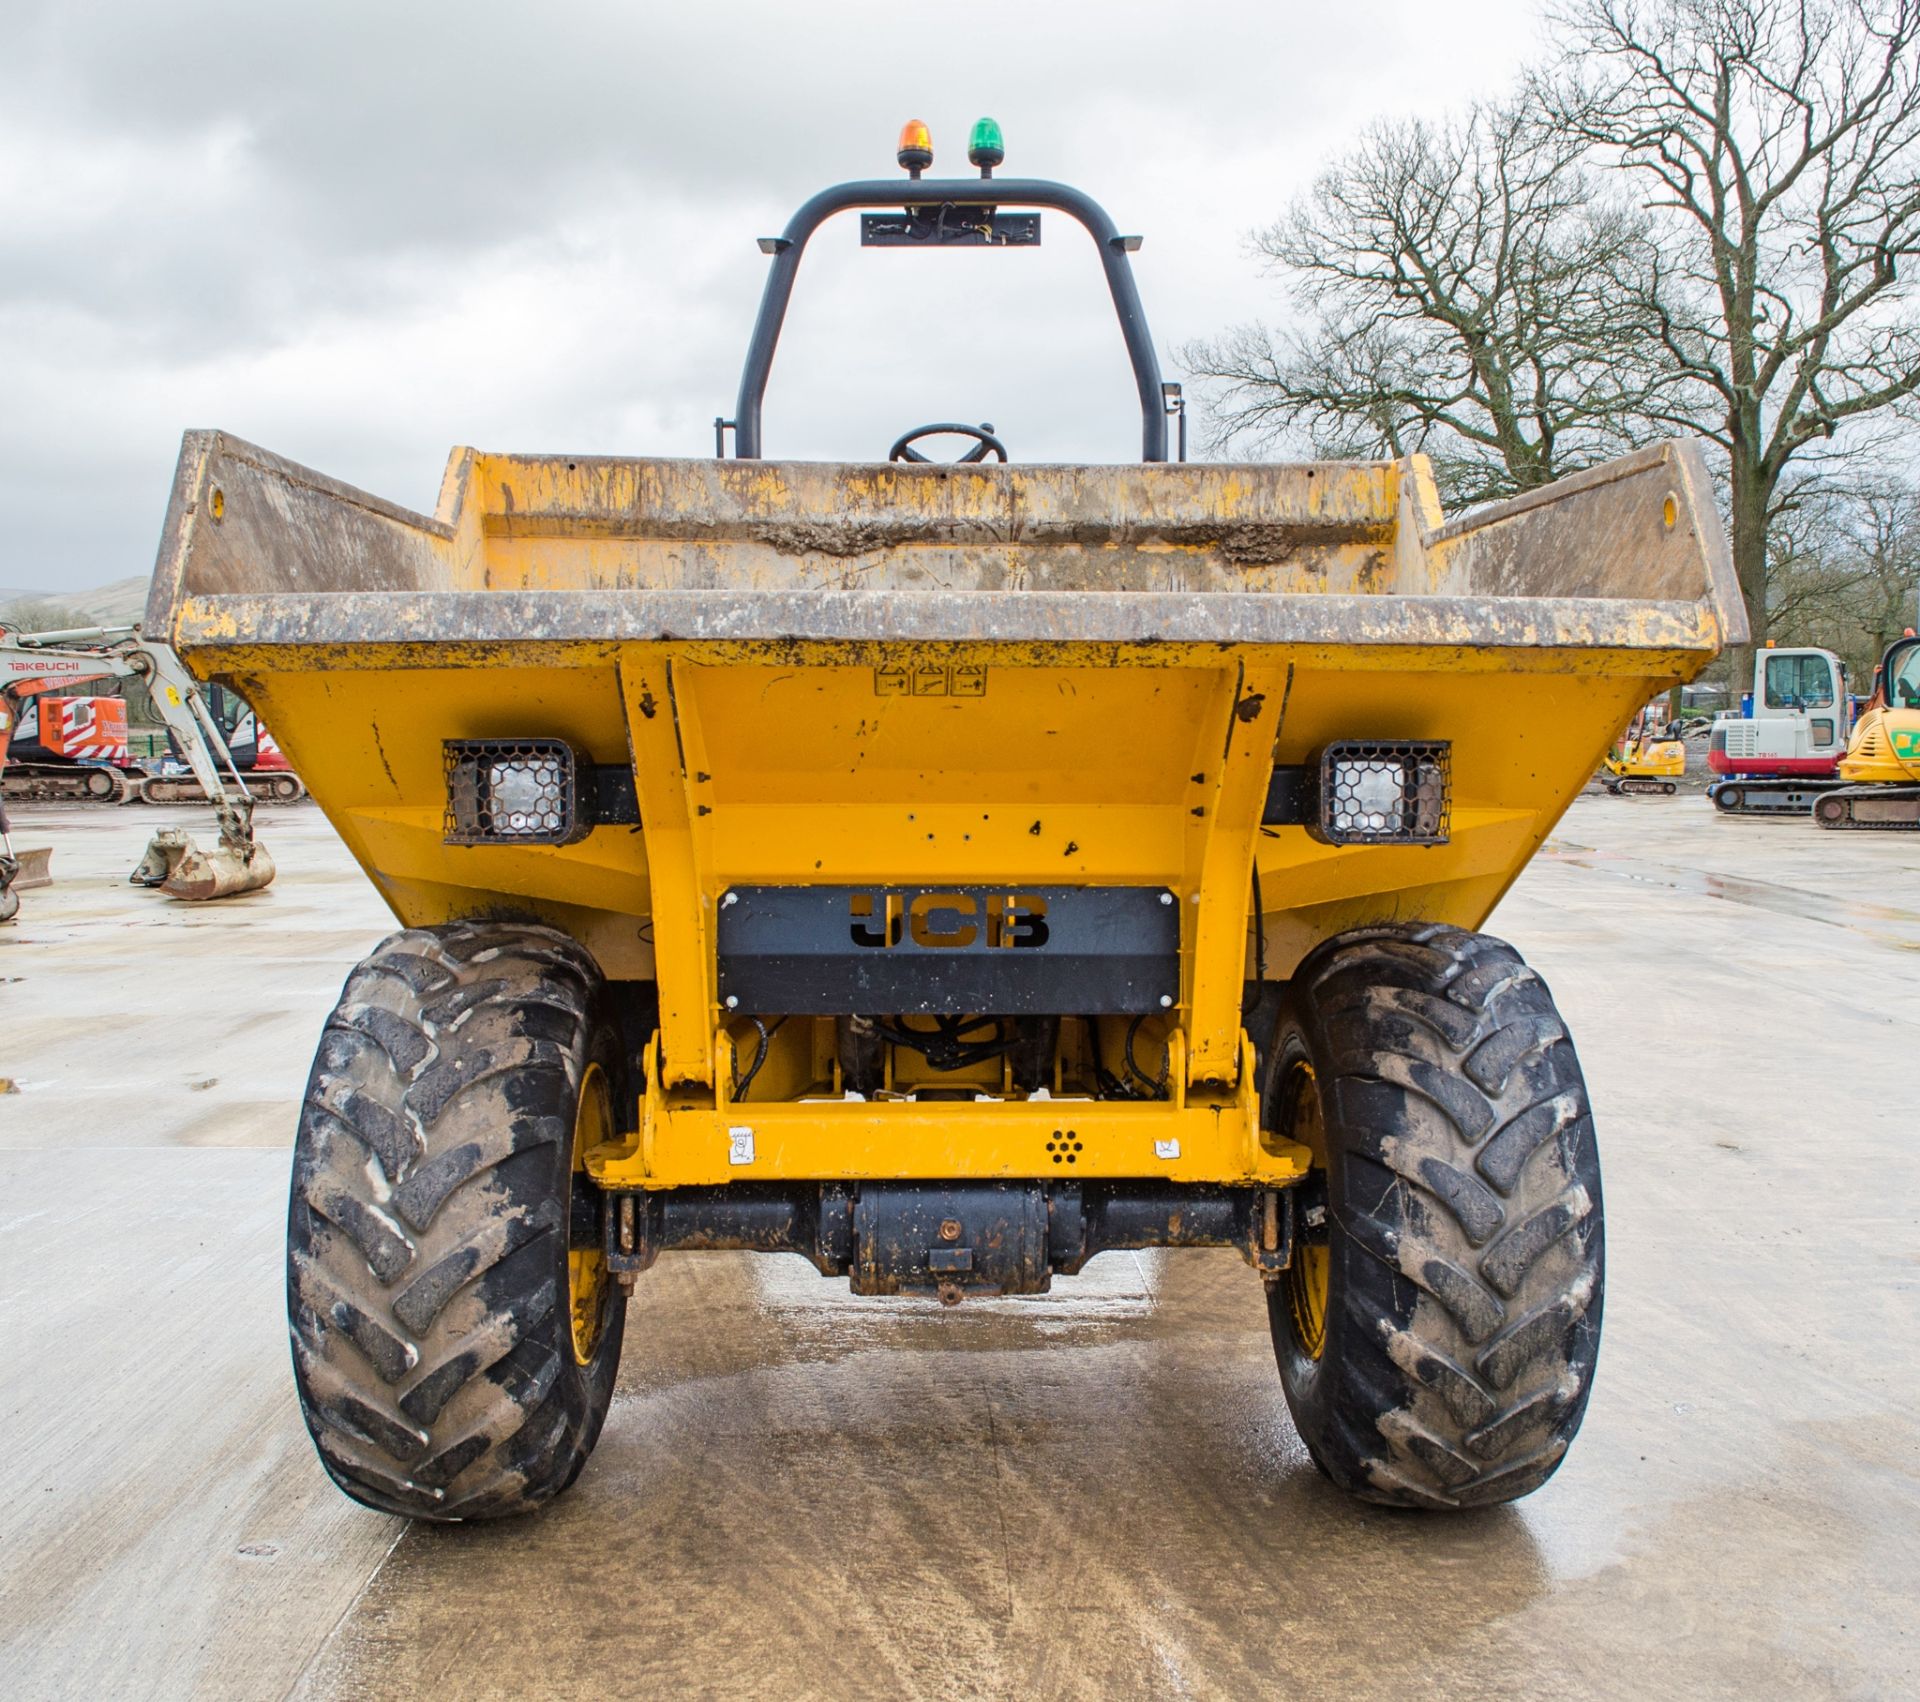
[0,575,151,631]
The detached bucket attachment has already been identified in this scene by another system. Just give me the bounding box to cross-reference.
[131,827,276,900]
[0,848,43,923]
[0,798,45,921]
[10,846,53,889]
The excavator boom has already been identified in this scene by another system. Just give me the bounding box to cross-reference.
[0,625,276,910]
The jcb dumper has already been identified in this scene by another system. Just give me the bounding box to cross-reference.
[150,130,1742,1521]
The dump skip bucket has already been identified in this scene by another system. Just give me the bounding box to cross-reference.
[149,431,1742,1088]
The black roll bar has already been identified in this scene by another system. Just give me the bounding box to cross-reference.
[732,177,1167,463]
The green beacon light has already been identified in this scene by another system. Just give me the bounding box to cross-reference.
[968,116,1005,177]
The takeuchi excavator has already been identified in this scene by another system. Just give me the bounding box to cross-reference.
[1811,633,1920,831]
[1706,643,1853,816]
[3,637,305,805]
[0,623,277,919]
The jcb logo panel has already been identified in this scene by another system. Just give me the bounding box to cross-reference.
[715,884,1177,1016]
[850,892,1050,949]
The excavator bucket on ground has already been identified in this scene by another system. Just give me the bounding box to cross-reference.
[129,821,276,899]
[7,846,52,889]
[0,797,51,923]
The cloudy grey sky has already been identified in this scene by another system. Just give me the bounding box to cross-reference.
[3,0,1542,594]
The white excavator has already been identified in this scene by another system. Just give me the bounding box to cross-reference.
[0,623,276,921]
[1705,643,1854,816]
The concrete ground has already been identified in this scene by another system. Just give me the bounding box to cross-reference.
[1,795,1915,1700]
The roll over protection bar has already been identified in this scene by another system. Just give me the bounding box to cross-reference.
[731,177,1168,463]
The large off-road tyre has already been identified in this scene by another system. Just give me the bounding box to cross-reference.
[1266,922,1602,1510]
[287,920,626,1520]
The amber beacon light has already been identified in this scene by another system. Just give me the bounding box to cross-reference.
[896,119,934,178]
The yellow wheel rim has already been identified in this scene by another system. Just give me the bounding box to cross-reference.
[1281,1060,1330,1363]
[568,1063,612,1366]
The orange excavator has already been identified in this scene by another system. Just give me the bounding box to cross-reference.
[0,623,277,918]
[3,630,304,805]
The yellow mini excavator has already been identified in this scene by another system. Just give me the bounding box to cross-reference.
[1812,633,1920,831]
[1603,702,1688,795]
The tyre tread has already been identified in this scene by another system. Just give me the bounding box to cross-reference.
[1268,921,1604,1509]
[286,922,624,1521]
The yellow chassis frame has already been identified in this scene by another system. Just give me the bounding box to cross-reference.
[585,1029,1313,1189]
[211,638,1702,1194]
[591,648,1348,1191]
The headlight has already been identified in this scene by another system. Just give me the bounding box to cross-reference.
[1307,741,1451,846]
[443,739,591,845]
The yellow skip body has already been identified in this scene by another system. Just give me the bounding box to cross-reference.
[152,435,1740,1184]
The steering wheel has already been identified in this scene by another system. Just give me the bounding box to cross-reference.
[888,422,1008,464]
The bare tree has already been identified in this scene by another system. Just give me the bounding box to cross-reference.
[1546,0,1920,686]
[1833,475,1920,662]
[0,599,103,633]
[1181,100,1671,506]
[1762,473,1882,630]
[1741,468,1919,683]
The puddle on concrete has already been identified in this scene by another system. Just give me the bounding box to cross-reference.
[751,1248,1163,1340]
[1540,841,1920,951]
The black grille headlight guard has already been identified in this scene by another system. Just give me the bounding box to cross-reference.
[1304,741,1451,846]
[443,739,592,845]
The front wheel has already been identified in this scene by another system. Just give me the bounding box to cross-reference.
[287,921,626,1520]
[1267,923,1603,1509]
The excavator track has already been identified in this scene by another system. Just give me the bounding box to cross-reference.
[1,763,136,805]
[140,771,308,806]
[3,766,306,807]
[1811,786,1920,831]
[1708,779,1843,818]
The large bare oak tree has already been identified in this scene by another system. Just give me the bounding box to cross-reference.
[1190,0,1920,691]
[1547,0,1920,686]
[1182,100,1669,506]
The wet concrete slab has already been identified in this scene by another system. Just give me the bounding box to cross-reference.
[1,795,1916,1698]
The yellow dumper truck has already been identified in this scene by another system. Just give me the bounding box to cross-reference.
[149,126,1741,1520]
